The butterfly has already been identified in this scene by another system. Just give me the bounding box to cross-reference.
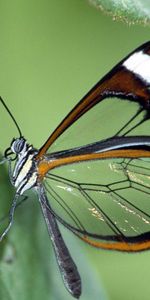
[1,41,150,299]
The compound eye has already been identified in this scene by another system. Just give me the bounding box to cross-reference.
[11,138,25,154]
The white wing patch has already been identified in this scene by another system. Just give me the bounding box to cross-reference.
[123,50,150,84]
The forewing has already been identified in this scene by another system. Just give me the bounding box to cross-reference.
[37,41,150,156]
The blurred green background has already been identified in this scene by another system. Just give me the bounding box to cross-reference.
[0,1,150,300]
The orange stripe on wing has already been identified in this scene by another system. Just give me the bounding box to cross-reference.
[38,148,150,178]
[79,235,150,252]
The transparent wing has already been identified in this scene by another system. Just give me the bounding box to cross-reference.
[45,99,149,153]
[36,41,150,157]
[43,157,150,251]
[37,41,150,251]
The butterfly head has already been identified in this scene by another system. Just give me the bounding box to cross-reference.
[10,137,27,154]
[4,137,27,160]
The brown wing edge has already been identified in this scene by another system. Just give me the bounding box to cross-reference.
[78,234,150,252]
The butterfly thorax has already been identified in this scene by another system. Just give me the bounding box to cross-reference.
[10,137,38,195]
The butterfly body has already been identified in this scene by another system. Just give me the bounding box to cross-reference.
[10,138,38,194]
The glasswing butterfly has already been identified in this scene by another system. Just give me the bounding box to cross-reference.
[1,41,150,298]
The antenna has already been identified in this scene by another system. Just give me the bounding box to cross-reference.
[0,96,22,137]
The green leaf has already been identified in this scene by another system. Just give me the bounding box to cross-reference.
[89,0,150,24]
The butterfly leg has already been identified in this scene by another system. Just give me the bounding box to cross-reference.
[0,193,19,241]
[8,159,15,185]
